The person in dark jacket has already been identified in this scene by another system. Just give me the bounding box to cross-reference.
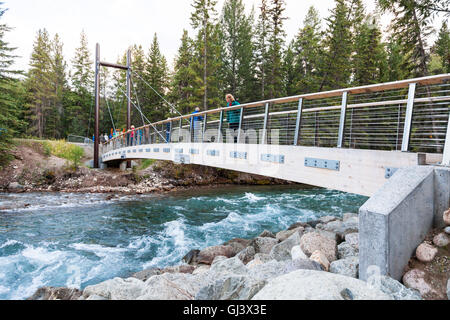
[226,94,241,143]
[191,108,204,142]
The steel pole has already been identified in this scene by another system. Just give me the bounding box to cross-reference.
[94,44,100,169]
[126,49,132,168]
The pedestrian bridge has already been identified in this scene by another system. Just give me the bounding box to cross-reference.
[101,74,450,197]
[101,73,450,281]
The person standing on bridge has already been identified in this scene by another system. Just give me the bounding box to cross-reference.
[226,94,241,143]
[191,108,204,143]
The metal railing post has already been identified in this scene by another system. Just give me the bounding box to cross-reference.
[337,92,348,148]
[443,111,450,166]
[217,111,224,143]
[262,103,270,145]
[168,121,172,144]
[294,98,303,146]
[237,107,244,144]
[401,83,417,152]
[189,116,193,143]
[202,114,208,143]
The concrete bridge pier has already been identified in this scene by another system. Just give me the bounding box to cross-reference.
[359,166,450,282]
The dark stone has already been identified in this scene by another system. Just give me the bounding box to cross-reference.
[340,288,355,300]
[288,222,307,231]
[182,249,200,265]
[258,230,276,238]
[284,259,324,273]
[197,245,235,265]
[223,238,252,256]
[28,287,82,300]
[306,220,321,228]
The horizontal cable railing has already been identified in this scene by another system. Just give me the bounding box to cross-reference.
[102,74,450,158]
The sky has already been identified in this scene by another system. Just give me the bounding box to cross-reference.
[2,0,446,73]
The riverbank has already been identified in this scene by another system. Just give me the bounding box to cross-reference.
[0,140,298,195]
[28,212,428,301]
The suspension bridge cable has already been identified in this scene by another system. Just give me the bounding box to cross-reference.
[103,84,117,134]
[131,69,183,117]
[130,78,147,127]
[116,86,168,143]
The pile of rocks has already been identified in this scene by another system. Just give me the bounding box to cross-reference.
[403,208,450,300]
[30,213,423,300]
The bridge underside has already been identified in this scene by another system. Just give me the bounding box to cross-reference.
[101,143,435,197]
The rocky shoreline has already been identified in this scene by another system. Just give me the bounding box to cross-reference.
[29,212,430,301]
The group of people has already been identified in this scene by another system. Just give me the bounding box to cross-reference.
[101,94,241,146]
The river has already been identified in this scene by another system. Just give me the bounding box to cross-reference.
[0,186,368,300]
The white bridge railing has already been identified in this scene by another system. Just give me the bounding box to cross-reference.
[102,74,450,165]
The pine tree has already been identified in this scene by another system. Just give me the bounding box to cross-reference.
[0,3,24,165]
[266,0,287,99]
[219,0,256,103]
[319,0,354,91]
[68,30,94,137]
[25,29,54,138]
[378,0,434,77]
[291,6,323,94]
[169,30,198,115]
[254,0,270,99]
[282,40,297,96]
[353,16,388,85]
[432,21,450,73]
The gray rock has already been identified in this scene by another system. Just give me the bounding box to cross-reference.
[236,246,256,265]
[83,277,147,300]
[212,256,228,265]
[432,233,450,247]
[197,245,235,265]
[251,237,279,255]
[8,182,24,190]
[253,253,273,263]
[319,216,338,224]
[319,219,359,239]
[208,257,248,279]
[330,256,359,278]
[252,270,392,300]
[195,276,266,300]
[269,230,302,261]
[316,229,340,242]
[415,243,438,262]
[132,268,162,282]
[338,242,359,259]
[276,227,304,242]
[28,287,82,300]
[369,276,422,300]
[447,279,450,300]
[85,294,108,301]
[284,258,323,273]
[287,222,307,230]
[343,213,358,222]
[444,209,450,226]
[249,260,289,281]
[163,265,196,274]
[291,245,308,260]
[345,233,359,249]
[139,273,204,300]
[300,232,338,262]
[444,226,450,235]
[258,230,276,238]
[306,220,321,228]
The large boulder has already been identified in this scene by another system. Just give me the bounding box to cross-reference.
[195,276,266,300]
[249,260,289,281]
[300,232,337,262]
[283,259,323,273]
[252,270,392,300]
[291,245,308,260]
[317,218,359,240]
[197,245,235,265]
[182,249,200,265]
[338,242,359,259]
[258,230,276,238]
[82,277,147,300]
[138,273,206,300]
[309,251,330,271]
[415,243,438,263]
[371,276,422,300]
[223,238,252,256]
[132,268,162,282]
[402,269,438,298]
[28,287,82,300]
[330,256,359,278]
[208,257,248,279]
[236,246,256,265]
[345,233,359,249]
[276,227,304,242]
[251,237,279,255]
[269,230,302,261]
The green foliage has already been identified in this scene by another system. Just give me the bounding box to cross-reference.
[139,159,156,170]
[41,140,84,169]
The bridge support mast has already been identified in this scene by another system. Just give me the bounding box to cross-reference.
[93,44,131,169]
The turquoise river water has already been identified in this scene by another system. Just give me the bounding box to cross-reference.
[0,186,368,300]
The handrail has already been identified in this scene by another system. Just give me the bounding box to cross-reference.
[102,73,450,153]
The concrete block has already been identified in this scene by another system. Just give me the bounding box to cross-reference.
[359,166,435,281]
[434,168,450,228]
